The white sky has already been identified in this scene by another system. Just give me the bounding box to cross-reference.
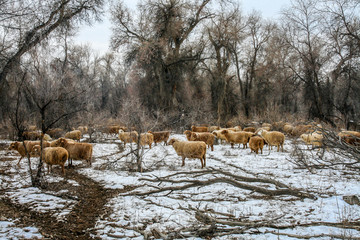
[73,0,290,55]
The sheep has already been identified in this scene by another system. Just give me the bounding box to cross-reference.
[291,124,312,137]
[249,136,265,154]
[108,125,127,135]
[27,125,37,131]
[31,146,68,175]
[148,131,170,145]
[208,126,220,132]
[256,129,285,152]
[338,130,360,146]
[261,123,272,130]
[184,130,193,141]
[212,128,234,144]
[52,138,93,166]
[64,130,81,141]
[191,125,208,132]
[47,128,64,139]
[8,141,50,165]
[140,132,154,149]
[77,126,88,134]
[22,131,41,140]
[188,131,215,151]
[283,124,294,135]
[300,132,323,147]
[234,126,242,131]
[272,121,286,131]
[243,127,256,133]
[258,126,271,131]
[220,130,253,148]
[168,138,207,168]
[118,130,139,147]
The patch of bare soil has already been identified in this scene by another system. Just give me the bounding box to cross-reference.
[0,167,129,239]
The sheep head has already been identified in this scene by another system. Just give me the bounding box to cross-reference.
[8,142,19,150]
[168,138,178,145]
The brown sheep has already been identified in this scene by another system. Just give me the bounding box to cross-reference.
[140,132,154,149]
[118,130,139,147]
[47,128,64,139]
[32,146,68,175]
[8,141,50,165]
[234,126,242,131]
[189,132,215,151]
[77,126,88,134]
[184,130,193,141]
[283,124,294,135]
[221,130,253,148]
[148,131,170,145]
[64,130,81,141]
[243,127,256,133]
[261,123,272,130]
[212,128,234,144]
[257,129,285,152]
[52,138,93,166]
[22,131,41,140]
[108,125,127,135]
[191,125,208,132]
[291,124,312,137]
[300,132,323,147]
[249,136,265,154]
[338,131,360,146]
[208,126,220,132]
[168,138,207,168]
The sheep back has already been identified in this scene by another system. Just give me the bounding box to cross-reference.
[42,147,69,175]
[249,136,265,154]
[64,130,81,141]
[168,139,206,168]
[221,130,252,148]
[140,132,154,149]
[191,125,208,132]
[190,132,215,151]
[148,131,170,145]
[260,130,285,152]
[57,138,93,166]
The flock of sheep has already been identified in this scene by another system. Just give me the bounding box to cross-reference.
[6,122,360,174]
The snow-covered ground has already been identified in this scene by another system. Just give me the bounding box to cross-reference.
[1,134,360,239]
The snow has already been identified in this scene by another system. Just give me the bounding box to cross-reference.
[0,219,42,240]
[1,135,360,239]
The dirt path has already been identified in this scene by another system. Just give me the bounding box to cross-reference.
[1,167,124,239]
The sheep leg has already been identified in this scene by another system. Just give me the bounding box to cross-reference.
[181,157,185,167]
[17,156,23,166]
[203,156,206,168]
[211,145,214,151]
[61,164,65,175]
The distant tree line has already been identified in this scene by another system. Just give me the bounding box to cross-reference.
[0,0,359,135]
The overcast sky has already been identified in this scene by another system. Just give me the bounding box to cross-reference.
[73,0,290,54]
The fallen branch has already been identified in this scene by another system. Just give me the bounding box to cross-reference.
[127,177,316,199]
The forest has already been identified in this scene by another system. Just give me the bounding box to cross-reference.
[1,1,360,239]
[0,0,359,135]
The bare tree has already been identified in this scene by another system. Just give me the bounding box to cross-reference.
[204,3,243,125]
[0,0,104,86]
[281,0,335,125]
[110,0,212,111]
[319,0,360,129]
